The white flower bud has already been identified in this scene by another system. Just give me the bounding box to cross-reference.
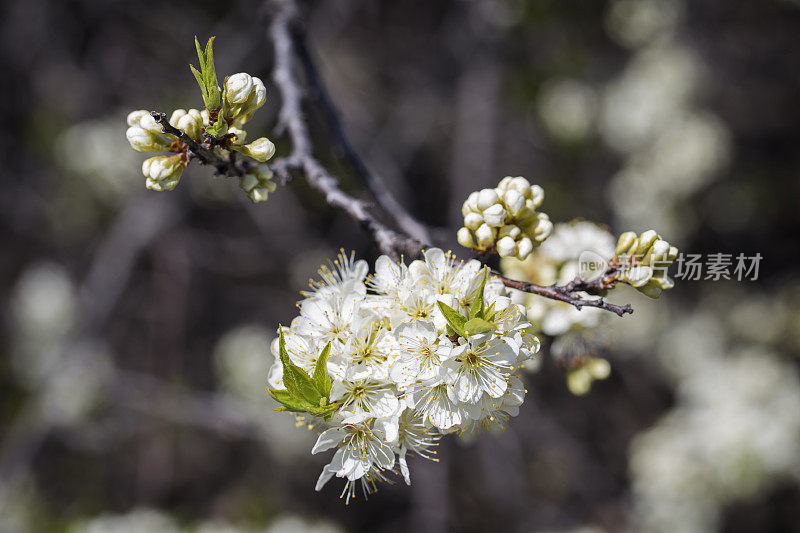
[517,237,534,259]
[529,184,545,207]
[482,203,507,227]
[464,191,480,214]
[127,110,149,127]
[225,73,255,105]
[251,77,267,109]
[509,176,531,195]
[615,231,638,256]
[126,126,164,152]
[636,230,659,255]
[169,109,204,141]
[142,155,185,191]
[475,223,496,248]
[464,212,484,231]
[496,236,517,257]
[238,137,276,162]
[240,164,277,203]
[457,227,475,248]
[532,215,553,241]
[497,176,513,191]
[587,358,611,380]
[504,189,526,216]
[477,189,500,211]
[498,224,521,240]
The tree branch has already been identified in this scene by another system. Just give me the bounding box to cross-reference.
[150,111,259,179]
[267,0,425,260]
[289,26,434,245]
[493,267,633,317]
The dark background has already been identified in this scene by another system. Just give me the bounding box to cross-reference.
[1,0,799,532]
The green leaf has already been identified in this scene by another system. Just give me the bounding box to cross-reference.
[465,317,495,336]
[469,267,488,319]
[307,403,340,420]
[312,343,332,397]
[190,36,221,111]
[267,388,314,414]
[483,302,497,322]
[277,329,322,405]
[437,301,467,338]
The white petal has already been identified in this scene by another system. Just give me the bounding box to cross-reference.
[312,427,344,454]
[315,465,336,491]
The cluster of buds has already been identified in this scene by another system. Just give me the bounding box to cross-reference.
[566,357,611,396]
[614,230,678,298]
[126,110,199,191]
[239,164,277,203]
[458,176,553,260]
[124,38,276,200]
[222,73,267,126]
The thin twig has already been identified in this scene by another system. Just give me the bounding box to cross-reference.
[150,112,257,179]
[493,271,633,317]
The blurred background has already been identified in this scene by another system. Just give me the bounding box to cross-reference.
[1,0,800,531]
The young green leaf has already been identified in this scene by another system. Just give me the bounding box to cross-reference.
[277,329,323,405]
[469,267,488,319]
[190,36,221,111]
[312,342,332,397]
[464,317,495,336]
[437,301,467,338]
[268,388,314,414]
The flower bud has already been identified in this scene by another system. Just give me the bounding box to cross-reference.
[615,231,637,256]
[497,236,517,257]
[475,223,496,248]
[457,227,475,248]
[529,184,545,207]
[126,127,165,152]
[482,203,507,227]
[464,212,483,231]
[239,163,277,203]
[463,191,480,215]
[127,110,150,127]
[498,225,521,240]
[142,155,185,191]
[531,214,553,242]
[225,73,255,105]
[504,189,525,216]
[477,189,500,211]
[169,109,204,141]
[517,237,534,259]
[635,230,658,255]
[237,137,276,162]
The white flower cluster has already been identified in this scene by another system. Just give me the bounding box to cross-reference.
[125,73,277,202]
[458,176,553,260]
[268,249,541,502]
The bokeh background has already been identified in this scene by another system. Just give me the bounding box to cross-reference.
[2,0,800,532]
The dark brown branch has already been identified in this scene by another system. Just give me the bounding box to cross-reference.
[150,111,259,179]
[493,270,633,317]
[268,0,424,260]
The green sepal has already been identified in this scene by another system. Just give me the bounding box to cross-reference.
[437,301,467,338]
[312,343,332,397]
[205,119,227,136]
[465,317,495,336]
[469,267,488,319]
